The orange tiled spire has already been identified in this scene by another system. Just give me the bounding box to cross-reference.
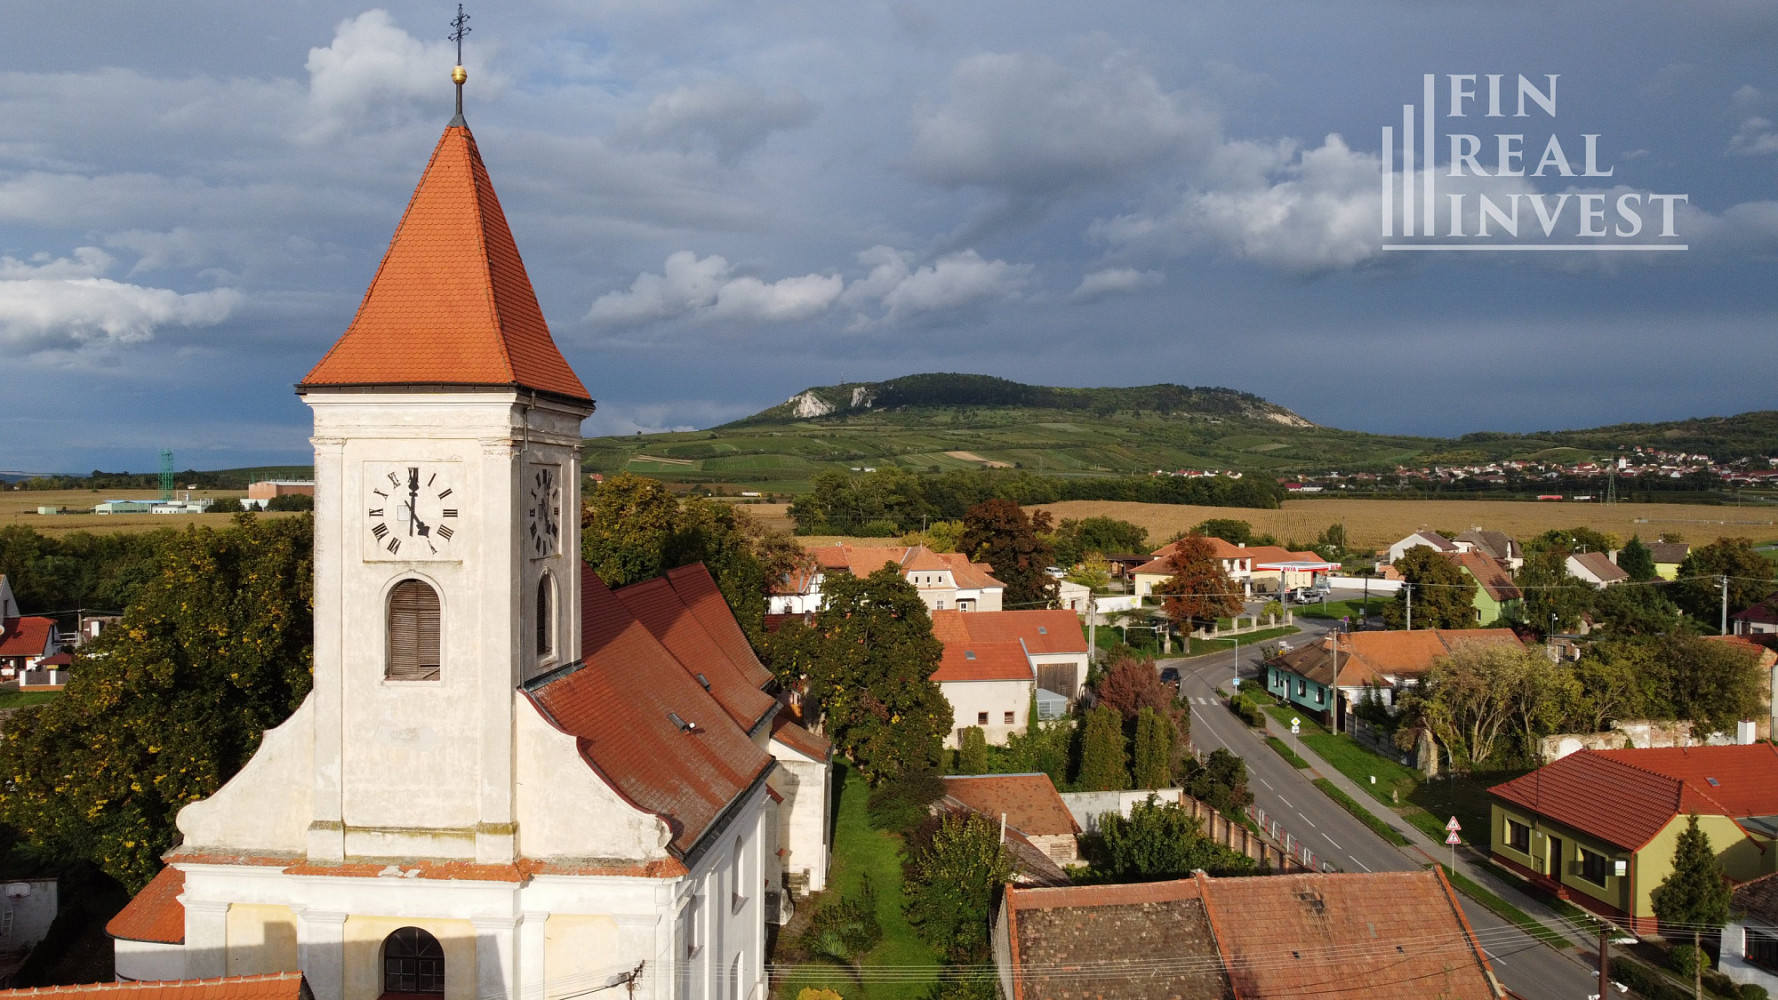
[299,119,592,404]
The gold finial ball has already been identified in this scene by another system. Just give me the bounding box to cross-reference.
[452,65,468,85]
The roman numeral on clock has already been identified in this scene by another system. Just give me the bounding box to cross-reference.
[437,526,454,541]
[372,523,389,539]
[442,508,457,518]
[385,537,401,554]
[368,508,384,518]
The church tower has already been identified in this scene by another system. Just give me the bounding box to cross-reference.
[295,107,594,867]
[107,50,807,1000]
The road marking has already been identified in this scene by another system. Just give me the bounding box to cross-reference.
[1278,796,1293,808]
[1322,833,1342,850]
[1483,948,1507,965]
[1301,816,1317,828]
[1259,778,1274,790]
[1350,857,1373,872]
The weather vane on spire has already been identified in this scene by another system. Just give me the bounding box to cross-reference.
[449,4,471,122]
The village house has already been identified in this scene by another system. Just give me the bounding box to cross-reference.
[992,870,1503,1000]
[1455,528,1524,571]
[1734,597,1778,636]
[1445,551,1524,625]
[0,577,60,681]
[1385,529,1458,565]
[1649,540,1691,581]
[939,773,1081,872]
[1489,744,1778,934]
[1725,871,1778,994]
[767,543,1004,615]
[1566,550,1629,587]
[1265,629,1522,732]
[930,609,1088,746]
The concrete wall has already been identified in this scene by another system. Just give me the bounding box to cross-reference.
[1722,921,1778,994]
[767,749,830,894]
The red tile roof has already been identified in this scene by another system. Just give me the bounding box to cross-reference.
[804,545,1004,591]
[0,617,55,658]
[106,867,185,944]
[941,774,1080,837]
[1004,871,1499,1000]
[1273,629,1522,688]
[946,610,1086,655]
[613,575,777,732]
[0,974,307,1000]
[931,640,1032,683]
[1448,551,1523,602]
[299,124,590,402]
[1491,744,1778,850]
[769,707,831,761]
[664,564,773,689]
[527,567,773,857]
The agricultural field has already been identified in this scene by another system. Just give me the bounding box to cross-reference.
[0,489,300,536]
[1028,499,1778,553]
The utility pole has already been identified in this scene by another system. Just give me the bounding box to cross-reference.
[1722,574,1730,635]
[1597,922,1611,998]
[1405,583,1413,631]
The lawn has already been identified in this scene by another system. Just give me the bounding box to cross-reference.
[1265,736,1308,769]
[1184,626,1299,656]
[772,765,939,1000]
[1264,703,1325,735]
[1293,598,1384,621]
[0,690,59,710]
[1297,729,1522,848]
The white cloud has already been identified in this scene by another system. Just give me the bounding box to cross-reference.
[1071,267,1162,301]
[585,250,843,328]
[907,50,1216,196]
[0,247,115,280]
[1729,116,1778,155]
[303,10,478,134]
[865,247,1034,323]
[0,277,241,353]
[633,81,818,161]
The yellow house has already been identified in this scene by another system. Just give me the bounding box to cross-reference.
[1490,745,1778,934]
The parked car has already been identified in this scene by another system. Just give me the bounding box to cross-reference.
[1158,666,1181,691]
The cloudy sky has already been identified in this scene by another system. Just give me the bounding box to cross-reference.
[3,1,1775,473]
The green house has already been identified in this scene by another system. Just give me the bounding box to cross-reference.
[1449,552,1522,626]
[1490,745,1778,933]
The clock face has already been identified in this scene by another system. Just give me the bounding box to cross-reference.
[365,463,461,560]
[526,464,561,558]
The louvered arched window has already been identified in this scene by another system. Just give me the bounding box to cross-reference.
[383,926,444,995]
[387,580,441,681]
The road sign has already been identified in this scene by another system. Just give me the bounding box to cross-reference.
[1290,718,1301,735]
[1446,816,1462,832]
[1445,830,1462,846]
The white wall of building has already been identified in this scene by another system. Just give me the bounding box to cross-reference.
[940,678,1033,746]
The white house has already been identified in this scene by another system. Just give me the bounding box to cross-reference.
[1566,550,1630,587]
[1385,530,1458,565]
[0,576,59,680]
[1724,871,1778,995]
[106,98,817,1000]
[1131,537,1255,600]
[769,544,1004,615]
[930,609,1089,746]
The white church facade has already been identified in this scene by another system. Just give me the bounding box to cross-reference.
[108,80,829,1000]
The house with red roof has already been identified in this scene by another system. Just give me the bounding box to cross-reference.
[1265,629,1522,732]
[1444,551,1524,625]
[941,773,1082,869]
[1129,536,1256,600]
[107,81,819,1000]
[1489,745,1778,933]
[930,609,1089,746]
[769,543,1006,615]
[992,870,1503,1000]
[0,576,60,681]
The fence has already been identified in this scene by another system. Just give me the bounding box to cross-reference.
[1327,575,1403,593]
[1247,803,1339,874]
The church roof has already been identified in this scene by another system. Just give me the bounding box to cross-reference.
[299,123,590,403]
[0,973,309,1000]
[527,567,774,858]
[106,866,186,945]
[613,573,778,733]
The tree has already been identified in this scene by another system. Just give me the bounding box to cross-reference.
[1617,536,1658,582]
[1075,705,1128,791]
[1589,582,1684,637]
[1395,643,1556,770]
[0,515,314,891]
[1570,647,1656,733]
[1065,554,1112,594]
[960,499,1057,607]
[1517,548,1594,636]
[1182,747,1253,816]
[1050,517,1147,565]
[1193,519,1254,545]
[902,813,1015,963]
[957,727,989,774]
[1002,719,1073,788]
[1095,654,1171,722]
[902,519,966,554]
[1380,546,1476,630]
[1095,796,1257,881]
[1155,533,1242,630]
[1131,708,1172,789]
[768,567,951,783]
[799,875,882,971]
[581,473,798,640]
[1656,634,1764,733]
[1650,815,1731,1000]
[1673,538,1777,630]
[1314,522,1350,559]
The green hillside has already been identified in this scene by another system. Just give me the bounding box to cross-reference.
[580,374,1778,496]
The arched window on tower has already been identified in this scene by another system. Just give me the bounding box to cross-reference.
[382,926,444,995]
[387,580,441,681]
[536,572,554,658]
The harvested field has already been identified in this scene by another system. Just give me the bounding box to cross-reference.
[1,489,296,536]
[943,450,1012,468]
[1029,499,1778,553]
